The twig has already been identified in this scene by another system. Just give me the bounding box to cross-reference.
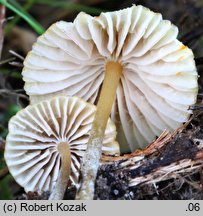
[0,88,28,100]
[9,50,24,60]
[93,111,203,199]
[102,130,173,163]
[128,159,203,187]
[9,61,23,67]
[0,4,5,59]
[0,56,16,65]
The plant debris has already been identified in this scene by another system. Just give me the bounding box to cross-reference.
[93,108,203,200]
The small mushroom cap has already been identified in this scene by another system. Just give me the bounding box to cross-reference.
[23,5,198,152]
[4,96,119,192]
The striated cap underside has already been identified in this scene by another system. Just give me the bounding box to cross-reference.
[22,5,198,152]
[5,96,119,192]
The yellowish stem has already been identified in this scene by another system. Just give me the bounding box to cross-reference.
[77,61,123,200]
[49,142,71,200]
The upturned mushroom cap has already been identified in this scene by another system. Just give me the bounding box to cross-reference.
[4,96,119,192]
[22,5,198,152]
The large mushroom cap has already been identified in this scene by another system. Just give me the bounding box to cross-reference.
[23,5,198,152]
[4,96,119,192]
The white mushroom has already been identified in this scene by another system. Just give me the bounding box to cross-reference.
[22,5,198,199]
[4,96,119,199]
[23,5,198,153]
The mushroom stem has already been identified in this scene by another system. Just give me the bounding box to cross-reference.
[77,61,122,200]
[49,142,71,200]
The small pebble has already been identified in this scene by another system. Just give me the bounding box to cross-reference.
[113,189,119,195]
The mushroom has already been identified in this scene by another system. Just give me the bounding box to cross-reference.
[4,96,119,199]
[22,5,198,199]
[23,5,198,152]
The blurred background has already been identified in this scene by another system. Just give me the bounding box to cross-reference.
[0,0,203,199]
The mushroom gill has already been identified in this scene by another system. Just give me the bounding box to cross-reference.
[4,96,119,195]
[23,5,198,152]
